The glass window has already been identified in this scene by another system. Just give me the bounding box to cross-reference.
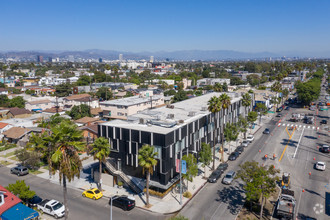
[154,145,162,159]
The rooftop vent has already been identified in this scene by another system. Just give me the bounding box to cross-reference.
[188,111,196,117]
[139,118,146,124]
[167,114,175,119]
[166,104,174,109]
[178,120,184,124]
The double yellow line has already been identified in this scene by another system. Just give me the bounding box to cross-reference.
[279,126,296,162]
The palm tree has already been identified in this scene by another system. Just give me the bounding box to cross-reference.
[271,81,282,111]
[219,93,231,163]
[90,137,111,191]
[207,96,222,170]
[50,121,84,220]
[138,144,158,207]
[213,83,223,92]
[241,93,252,117]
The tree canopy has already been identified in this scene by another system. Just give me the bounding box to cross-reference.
[67,104,92,120]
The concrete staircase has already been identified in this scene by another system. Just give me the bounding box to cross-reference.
[103,159,143,194]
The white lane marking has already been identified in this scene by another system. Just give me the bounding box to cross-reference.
[293,127,305,158]
[308,126,310,129]
[282,124,286,126]
[278,123,281,126]
[305,150,309,170]
[303,125,306,128]
[317,127,319,130]
[295,190,303,219]
[312,126,315,129]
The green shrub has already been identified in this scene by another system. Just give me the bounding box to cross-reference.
[183,191,192,198]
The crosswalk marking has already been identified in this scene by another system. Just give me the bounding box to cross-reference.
[303,125,306,128]
[299,125,302,128]
[282,124,286,126]
[308,126,310,129]
[313,126,315,129]
[278,123,281,126]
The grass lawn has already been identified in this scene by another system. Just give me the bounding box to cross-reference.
[2,151,16,158]
[8,156,18,161]
[0,160,12,166]
[29,169,43,175]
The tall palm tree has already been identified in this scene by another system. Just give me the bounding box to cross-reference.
[213,83,223,92]
[50,121,84,220]
[241,93,252,117]
[271,81,282,111]
[219,93,231,163]
[207,96,222,170]
[90,137,111,191]
[138,144,158,207]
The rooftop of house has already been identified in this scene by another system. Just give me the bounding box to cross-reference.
[43,107,64,113]
[0,122,9,129]
[0,185,22,215]
[8,107,32,116]
[75,117,99,124]
[3,127,31,139]
[79,124,98,134]
[90,107,102,115]
[64,93,91,101]
[100,94,164,107]
[102,92,241,134]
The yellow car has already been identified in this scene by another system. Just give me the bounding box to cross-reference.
[82,188,103,200]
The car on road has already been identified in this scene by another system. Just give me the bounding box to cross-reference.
[10,165,29,176]
[276,107,283,112]
[246,135,254,142]
[27,195,43,208]
[208,170,223,183]
[110,195,135,211]
[321,119,327,124]
[37,199,65,219]
[216,163,228,172]
[315,162,326,171]
[241,140,249,147]
[263,128,270,134]
[320,145,330,153]
[82,188,103,200]
[222,171,236,185]
[228,152,239,161]
[284,106,290,110]
[235,146,244,154]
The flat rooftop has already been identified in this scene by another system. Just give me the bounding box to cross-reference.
[100,94,164,107]
[102,92,241,134]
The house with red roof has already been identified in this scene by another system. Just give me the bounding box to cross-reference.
[0,185,39,220]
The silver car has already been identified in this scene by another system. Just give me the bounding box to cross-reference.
[10,166,29,176]
[241,140,249,147]
[222,171,236,185]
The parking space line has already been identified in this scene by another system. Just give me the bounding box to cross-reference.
[293,127,305,158]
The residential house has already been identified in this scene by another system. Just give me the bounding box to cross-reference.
[90,107,102,117]
[74,117,99,127]
[79,124,99,144]
[99,92,252,190]
[0,185,39,220]
[25,99,53,112]
[43,107,66,115]
[62,94,99,110]
[2,127,31,146]
[4,108,32,119]
[100,91,165,120]
[0,122,13,139]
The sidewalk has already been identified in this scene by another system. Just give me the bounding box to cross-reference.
[0,115,274,216]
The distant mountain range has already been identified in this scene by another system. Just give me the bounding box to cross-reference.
[0,49,329,61]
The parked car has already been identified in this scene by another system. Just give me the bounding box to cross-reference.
[235,146,244,154]
[315,162,326,171]
[208,170,223,183]
[82,188,103,200]
[27,195,43,208]
[216,163,229,172]
[10,165,29,176]
[110,195,135,211]
[320,120,327,124]
[246,135,254,142]
[241,140,249,147]
[285,106,290,110]
[263,128,270,134]
[228,152,239,161]
[37,199,65,219]
[320,145,330,153]
[222,171,236,185]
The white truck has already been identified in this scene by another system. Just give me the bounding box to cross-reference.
[37,199,65,219]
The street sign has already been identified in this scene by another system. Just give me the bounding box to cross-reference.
[176,159,180,173]
[181,160,187,174]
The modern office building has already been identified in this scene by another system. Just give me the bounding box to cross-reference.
[119,54,123,61]
[99,92,252,190]
[37,55,43,63]
[150,56,154,63]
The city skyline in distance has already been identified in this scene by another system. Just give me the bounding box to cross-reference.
[1,0,330,56]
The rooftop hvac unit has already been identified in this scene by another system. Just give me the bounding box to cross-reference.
[167,114,175,119]
[188,111,196,117]
[178,120,184,124]
[166,105,174,109]
[201,107,208,111]
[139,118,146,124]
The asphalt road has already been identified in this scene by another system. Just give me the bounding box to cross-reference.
[0,167,167,220]
[180,117,279,220]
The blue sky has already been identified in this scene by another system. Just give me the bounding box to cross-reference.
[1,0,330,54]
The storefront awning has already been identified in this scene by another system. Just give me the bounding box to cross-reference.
[1,203,39,220]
